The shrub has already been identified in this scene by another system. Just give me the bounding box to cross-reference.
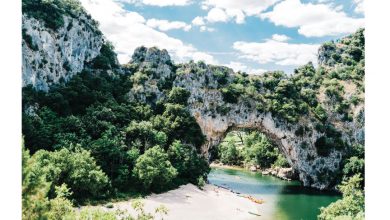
[153,104,205,148]
[216,105,231,115]
[46,196,74,220]
[91,42,118,70]
[167,140,210,183]
[314,104,328,122]
[219,140,241,165]
[105,203,114,209]
[343,156,364,178]
[242,132,279,168]
[62,61,71,71]
[167,87,190,105]
[23,144,76,219]
[213,69,228,85]
[272,154,289,168]
[126,121,167,151]
[221,84,244,103]
[22,145,51,220]
[32,147,109,199]
[315,136,333,157]
[77,208,117,220]
[132,146,177,192]
[22,0,84,30]
[318,175,364,220]
[88,127,138,188]
[197,176,206,189]
[22,28,38,51]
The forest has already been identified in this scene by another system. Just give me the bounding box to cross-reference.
[21,0,365,219]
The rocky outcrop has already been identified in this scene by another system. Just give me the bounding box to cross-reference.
[119,38,365,190]
[261,167,297,181]
[22,14,103,90]
[172,56,364,190]
[124,46,176,103]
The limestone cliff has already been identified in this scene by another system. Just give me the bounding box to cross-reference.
[22,10,103,90]
[173,65,363,189]
[116,29,364,190]
[123,46,176,104]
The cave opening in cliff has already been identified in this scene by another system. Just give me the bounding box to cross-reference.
[210,129,291,172]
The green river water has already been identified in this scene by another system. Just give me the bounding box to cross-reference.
[208,167,341,220]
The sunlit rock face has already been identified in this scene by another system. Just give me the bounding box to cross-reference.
[172,61,364,190]
[124,46,176,104]
[22,14,103,91]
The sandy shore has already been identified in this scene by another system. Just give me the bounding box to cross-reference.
[89,184,261,220]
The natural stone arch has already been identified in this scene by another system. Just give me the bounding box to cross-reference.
[193,110,316,187]
[173,63,364,190]
[200,117,298,167]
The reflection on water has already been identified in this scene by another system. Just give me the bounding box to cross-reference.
[208,167,341,220]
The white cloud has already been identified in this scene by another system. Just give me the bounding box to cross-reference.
[201,0,280,24]
[192,16,205,26]
[206,7,229,23]
[142,0,191,6]
[271,34,290,42]
[233,39,319,66]
[354,0,364,14]
[119,0,192,7]
[146,18,191,31]
[260,0,364,37]
[226,61,266,74]
[202,0,280,17]
[192,17,215,32]
[201,4,209,10]
[80,0,216,64]
[200,26,215,32]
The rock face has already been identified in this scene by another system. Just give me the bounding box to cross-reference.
[124,46,176,104]
[172,59,364,190]
[22,14,103,90]
[262,167,297,180]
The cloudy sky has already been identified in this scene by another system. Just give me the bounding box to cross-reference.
[80,0,364,74]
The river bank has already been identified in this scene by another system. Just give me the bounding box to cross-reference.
[208,167,341,220]
[85,183,261,220]
[210,162,297,181]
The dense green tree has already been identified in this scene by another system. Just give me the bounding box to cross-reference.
[132,146,177,192]
[318,175,364,220]
[22,144,51,219]
[125,121,168,151]
[32,147,109,199]
[167,140,210,183]
[219,140,241,165]
[23,143,76,219]
[88,127,138,188]
[153,104,205,148]
[242,132,279,168]
[22,107,62,152]
[91,42,119,70]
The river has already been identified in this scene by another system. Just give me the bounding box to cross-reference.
[208,167,341,220]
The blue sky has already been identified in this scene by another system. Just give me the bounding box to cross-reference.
[80,0,364,74]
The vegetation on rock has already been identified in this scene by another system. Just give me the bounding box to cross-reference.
[21,1,365,218]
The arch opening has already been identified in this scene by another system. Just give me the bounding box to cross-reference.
[213,129,289,166]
